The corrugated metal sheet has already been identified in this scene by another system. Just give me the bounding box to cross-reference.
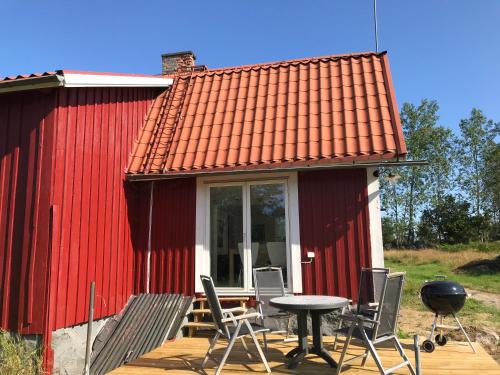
[127,51,406,175]
[48,87,158,330]
[0,90,56,334]
[148,178,196,295]
[90,293,192,375]
[298,169,372,299]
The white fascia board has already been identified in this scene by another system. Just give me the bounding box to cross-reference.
[62,73,173,88]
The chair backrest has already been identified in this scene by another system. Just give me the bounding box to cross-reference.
[266,242,287,268]
[253,267,285,317]
[373,272,405,339]
[356,268,390,316]
[200,275,229,337]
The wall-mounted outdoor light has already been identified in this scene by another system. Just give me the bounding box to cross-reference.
[301,251,316,264]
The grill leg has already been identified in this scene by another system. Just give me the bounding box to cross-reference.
[428,315,438,341]
[452,313,476,353]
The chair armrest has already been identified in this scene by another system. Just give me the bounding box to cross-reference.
[339,313,378,325]
[222,306,246,313]
[222,312,261,323]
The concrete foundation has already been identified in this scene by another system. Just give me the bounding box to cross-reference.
[52,316,110,375]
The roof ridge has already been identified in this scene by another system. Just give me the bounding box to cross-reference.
[189,51,386,77]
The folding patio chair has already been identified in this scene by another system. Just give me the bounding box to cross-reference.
[200,275,271,375]
[253,267,294,349]
[333,267,390,350]
[335,272,416,375]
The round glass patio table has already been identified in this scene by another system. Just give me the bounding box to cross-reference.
[270,295,349,369]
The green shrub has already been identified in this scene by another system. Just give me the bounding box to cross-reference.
[438,241,500,253]
[0,330,43,375]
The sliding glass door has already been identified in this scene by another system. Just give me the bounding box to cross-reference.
[208,180,288,291]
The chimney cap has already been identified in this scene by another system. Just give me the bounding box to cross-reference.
[161,51,196,60]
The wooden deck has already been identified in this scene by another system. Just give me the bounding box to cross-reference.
[109,335,498,374]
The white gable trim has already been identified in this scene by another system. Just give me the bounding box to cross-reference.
[366,167,384,268]
[62,73,173,87]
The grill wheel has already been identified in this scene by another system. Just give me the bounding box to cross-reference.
[435,334,448,346]
[422,340,435,353]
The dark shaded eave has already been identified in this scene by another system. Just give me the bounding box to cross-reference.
[125,155,427,182]
[0,74,64,94]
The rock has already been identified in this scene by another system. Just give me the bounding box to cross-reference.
[262,310,344,336]
[455,255,500,274]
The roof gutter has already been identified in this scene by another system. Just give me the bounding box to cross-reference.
[125,159,428,182]
[0,74,65,93]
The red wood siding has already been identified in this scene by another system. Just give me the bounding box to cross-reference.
[0,90,56,334]
[149,178,196,295]
[298,169,372,300]
[126,181,151,295]
[48,87,157,330]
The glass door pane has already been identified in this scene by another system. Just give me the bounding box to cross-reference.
[209,185,244,288]
[250,183,287,286]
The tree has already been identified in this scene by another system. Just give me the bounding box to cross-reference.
[389,99,455,245]
[457,109,498,217]
[484,142,500,238]
[418,195,473,245]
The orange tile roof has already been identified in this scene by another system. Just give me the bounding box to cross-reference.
[127,51,406,175]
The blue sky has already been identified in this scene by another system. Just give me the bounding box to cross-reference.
[2,0,499,133]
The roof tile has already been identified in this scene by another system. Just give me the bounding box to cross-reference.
[127,51,406,175]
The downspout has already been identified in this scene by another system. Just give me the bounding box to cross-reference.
[146,181,154,293]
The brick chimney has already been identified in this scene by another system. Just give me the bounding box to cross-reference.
[161,51,196,75]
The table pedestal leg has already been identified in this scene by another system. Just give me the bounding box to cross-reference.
[310,311,338,368]
[286,311,308,369]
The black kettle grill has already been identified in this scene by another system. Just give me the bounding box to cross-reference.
[419,277,475,353]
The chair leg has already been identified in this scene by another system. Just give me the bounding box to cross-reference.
[335,322,356,375]
[360,347,370,367]
[245,320,271,373]
[240,337,253,359]
[393,337,417,375]
[358,325,385,375]
[334,307,347,351]
[285,316,291,340]
[201,332,220,370]
[215,323,242,375]
[262,331,268,353]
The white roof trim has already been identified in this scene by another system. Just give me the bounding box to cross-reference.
[0,72,173,94]
[62,73,173,87]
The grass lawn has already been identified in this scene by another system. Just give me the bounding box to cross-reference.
[385,249,500,330]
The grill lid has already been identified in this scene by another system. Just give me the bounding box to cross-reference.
[421,281,466,295]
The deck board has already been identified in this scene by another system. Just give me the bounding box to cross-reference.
[109,335,499,374]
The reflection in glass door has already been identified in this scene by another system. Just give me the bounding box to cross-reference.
[250,183,287,287]
[209,185,244,288]
[208,181,288,290]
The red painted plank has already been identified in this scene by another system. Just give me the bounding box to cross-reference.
[0,90,56,333]
[298,169,372,300]
[148,178,196,295]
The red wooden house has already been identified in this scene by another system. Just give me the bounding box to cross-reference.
[0,51,405,372]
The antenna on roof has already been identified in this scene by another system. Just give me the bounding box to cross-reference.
[374,0,379,52]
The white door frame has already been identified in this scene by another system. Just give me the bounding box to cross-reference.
[195,171,302,294]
